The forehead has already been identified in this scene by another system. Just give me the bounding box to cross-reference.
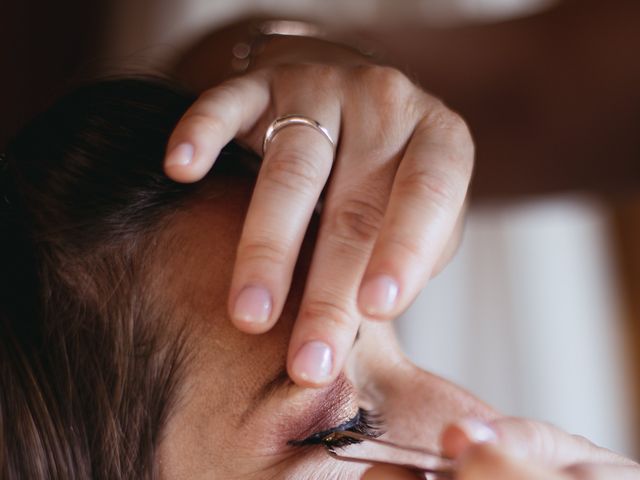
[162,169,317,333]
[155,173,324,471]
[159,173,309,392]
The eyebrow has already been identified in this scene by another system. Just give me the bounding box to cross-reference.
[238,367,292,426]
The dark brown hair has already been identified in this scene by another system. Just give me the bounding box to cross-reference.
[0,78,247,479]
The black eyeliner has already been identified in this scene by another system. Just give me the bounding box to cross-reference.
[288,408,383,447]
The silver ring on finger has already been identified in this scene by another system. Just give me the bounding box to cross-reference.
[262,114,335,156]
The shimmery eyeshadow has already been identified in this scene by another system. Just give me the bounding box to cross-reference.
[287,411,364,446]
[274,373,359,445]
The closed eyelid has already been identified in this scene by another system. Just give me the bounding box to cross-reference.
[240,328,362,427]
[237,371,360,450]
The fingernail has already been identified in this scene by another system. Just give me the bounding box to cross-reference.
[359,274,399,316]
[291,341,333,384]
[457,419,497,444]
[233,285,272,324]
[166,143,194,167]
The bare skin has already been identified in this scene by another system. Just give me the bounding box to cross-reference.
[155,173,494,479]
[155,172,638,478]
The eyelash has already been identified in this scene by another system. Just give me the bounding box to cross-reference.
[288,408,385,449]
[323,408,384,449]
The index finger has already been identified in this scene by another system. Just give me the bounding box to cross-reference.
[164,73,270,183]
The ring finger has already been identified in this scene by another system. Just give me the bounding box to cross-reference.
[228,94,340,334]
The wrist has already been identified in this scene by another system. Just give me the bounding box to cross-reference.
[237,19,376,73]
[251,34,374,71]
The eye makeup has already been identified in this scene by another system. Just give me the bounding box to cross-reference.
[288,408,384,448]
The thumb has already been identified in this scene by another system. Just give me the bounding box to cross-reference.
[442,417,634,468]
[361,465,423,479]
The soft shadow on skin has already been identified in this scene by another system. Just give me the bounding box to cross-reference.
[156,174,497,479]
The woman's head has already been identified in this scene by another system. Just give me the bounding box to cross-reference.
[0,78,225,478]
[1,78,495,479]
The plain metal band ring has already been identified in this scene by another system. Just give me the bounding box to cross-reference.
[262,114,335,156]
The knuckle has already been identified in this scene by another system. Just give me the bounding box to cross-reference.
[530,421,555,455]
[263,147,324,193]
[237,237,289,266]
[425,102,464,130]
[327,197,385,244]
[349,65,421,145]
[396,168,460,212]
[306,64,341,86]
[514,419,561,462]
[301,299,354,334]
[358,65,413,105]
[386,232,424,261]
[361,65,411,91]
[424,106,475,151]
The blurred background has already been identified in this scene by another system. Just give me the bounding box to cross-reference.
[2,0,639,459]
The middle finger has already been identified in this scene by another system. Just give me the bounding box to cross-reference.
[286,95,413,385]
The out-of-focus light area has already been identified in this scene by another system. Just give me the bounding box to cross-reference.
[102,0,558,67]
[398,196,638,456]
[3,0,639,462]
